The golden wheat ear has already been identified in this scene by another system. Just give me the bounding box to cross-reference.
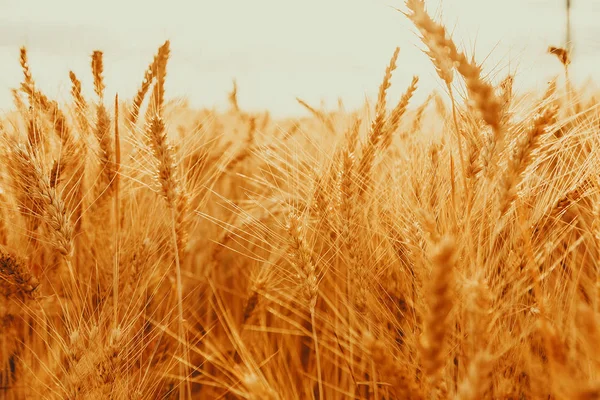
[420,235,456,387]
[129,40,170,127]
[497,106,557,216]
[403,0,502,133]
[141,39,192,398]
[10,143,74,265]
[548,46,571,67]
[380,75,419,151]
[0,252,39,300]
[89,50,122,234]
[356,47,400,196]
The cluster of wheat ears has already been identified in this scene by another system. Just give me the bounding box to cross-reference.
[1,1,599,399]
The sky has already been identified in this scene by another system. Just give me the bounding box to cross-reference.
[0,0,598,116]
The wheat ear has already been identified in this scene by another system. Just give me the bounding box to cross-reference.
[144,40,190,399]
[113,93,121,329]
[128,40,170,126]
[498,106,556,215]
[357,47,400,195]
[11,144,74,277]
[420,235,456,386]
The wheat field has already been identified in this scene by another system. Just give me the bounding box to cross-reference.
[1,1,599,399]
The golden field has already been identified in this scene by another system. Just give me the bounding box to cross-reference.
[1,1,598,399]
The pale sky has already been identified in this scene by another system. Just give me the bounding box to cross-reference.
[0,0,598,116]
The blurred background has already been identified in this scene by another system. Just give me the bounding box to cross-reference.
[0,0,596,116]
